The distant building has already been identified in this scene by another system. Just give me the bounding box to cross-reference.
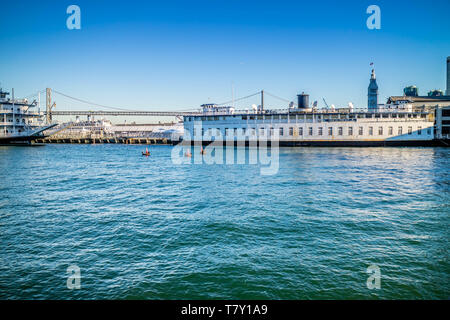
[428,89,444,97]
[368,69,378,110]
[387,56,450,111]
[386,95,450,108]
[435,106,450,139]
[404,86,418,97]
[447,56,450,96]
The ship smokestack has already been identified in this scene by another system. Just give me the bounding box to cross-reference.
[297,92,309,109]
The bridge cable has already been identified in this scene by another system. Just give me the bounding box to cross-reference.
[52,89,202,112]
[217,91,261,106]
[264,91,297,106]
[52,90,140,111]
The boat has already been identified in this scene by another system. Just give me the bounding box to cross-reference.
[142,147,150,156]
[0,88,56,145]
[182,68,450,147]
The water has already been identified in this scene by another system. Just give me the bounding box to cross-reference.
[0,144,448,299]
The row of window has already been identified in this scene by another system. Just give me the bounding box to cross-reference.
[193,126,431,137]
[1,118,28,123]
[2,129,23,133]
[0,107,23,112]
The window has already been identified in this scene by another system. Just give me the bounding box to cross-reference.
[358,127,363,135]
[408,127,412,135]
[201,128,204,136]
[369,127,373,136]
[260,127,265,136]
[417,126,422,135]
[308,127,313,136]
[318,127,323,136]
[242,128,246,135]
[289,127,293,136]
[378,126,383,135]
[348,127,353,135]
[388,127,393,135]
[427,128,431,135]
[338,127,343,136]
[234,128,238,135]
[299,127,303,136]
[252,128,256,136]
[225,128,229,136]
[328,127,333,136]
[270,127,274,136]
[398,127,403,135]
[279,127,283,136]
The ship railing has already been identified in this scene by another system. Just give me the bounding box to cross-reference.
[0,109,41,116]
[199,107,430,115]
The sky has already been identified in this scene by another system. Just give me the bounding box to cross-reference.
[1,0,449,123]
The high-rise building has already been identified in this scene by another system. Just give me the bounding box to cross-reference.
[446,56,449,96]
[368,69,378,109]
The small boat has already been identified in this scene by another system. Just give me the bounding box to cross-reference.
[142,148,150,156]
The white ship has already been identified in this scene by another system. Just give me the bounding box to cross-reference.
[0,88,56,145]
[183,69,442,147]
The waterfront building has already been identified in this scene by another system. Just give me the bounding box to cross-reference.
[368,69,379,110]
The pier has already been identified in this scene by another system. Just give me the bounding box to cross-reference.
[34,137,176,145]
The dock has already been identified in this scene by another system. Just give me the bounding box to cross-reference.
[34,137,176,145]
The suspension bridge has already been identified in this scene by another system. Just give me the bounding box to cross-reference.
[24,88,296,122]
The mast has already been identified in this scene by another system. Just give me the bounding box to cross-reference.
[232,82,235,110]
[46,88,51,124]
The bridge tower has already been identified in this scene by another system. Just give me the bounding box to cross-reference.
[46,88,55,123]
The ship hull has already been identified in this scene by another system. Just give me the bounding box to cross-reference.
[0,135,45,146]
[181,139,449,147]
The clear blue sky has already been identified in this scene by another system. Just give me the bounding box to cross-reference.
[1,0,449,120]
